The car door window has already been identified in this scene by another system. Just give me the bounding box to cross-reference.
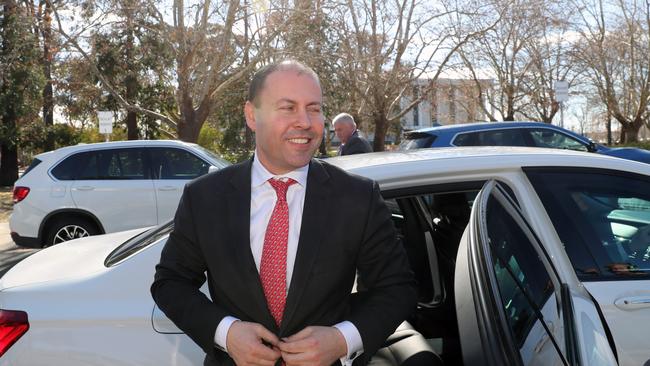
[151,148,210,180]
[454,129,527,147]
[483,185,567,364]
[51,152,92,180]
[528,129,588,152]
[101,149,146,179]
[526,168,650,280]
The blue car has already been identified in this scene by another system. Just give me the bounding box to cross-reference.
[400,121,650,164]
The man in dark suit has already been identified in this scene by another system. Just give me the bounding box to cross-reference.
[333,113,373,156]
[151,60,416,366]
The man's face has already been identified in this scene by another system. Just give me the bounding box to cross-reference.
[245,70,324,174]
[334,122,355,144]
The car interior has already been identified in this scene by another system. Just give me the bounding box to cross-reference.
[367,183,482,365]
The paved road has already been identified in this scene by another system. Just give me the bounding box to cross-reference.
[0,223,39,278]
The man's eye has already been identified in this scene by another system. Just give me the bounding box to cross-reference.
[308,107,321,113]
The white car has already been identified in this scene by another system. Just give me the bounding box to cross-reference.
[10,140,230,247]
[1,147,649,365]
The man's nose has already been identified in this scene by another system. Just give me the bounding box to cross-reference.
[293,108,312,129]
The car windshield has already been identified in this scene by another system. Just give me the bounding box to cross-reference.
[399,132,437,150]
[104,221,174,267]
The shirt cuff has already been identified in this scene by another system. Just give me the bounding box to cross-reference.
[214,316,239,352]
[333,321,364,365]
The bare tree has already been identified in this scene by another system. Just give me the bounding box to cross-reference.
[572,0,650,143]
[50,0,281,142]
[519,11,577,124]
[459,0,570,123]
[336,0,489,151]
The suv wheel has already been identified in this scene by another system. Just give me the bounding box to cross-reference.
[45,217,99,247]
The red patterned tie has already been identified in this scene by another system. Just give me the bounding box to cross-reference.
[260,178,296,327]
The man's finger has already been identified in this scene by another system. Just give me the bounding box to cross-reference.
[282,326,312,343]
[255,324,281,347]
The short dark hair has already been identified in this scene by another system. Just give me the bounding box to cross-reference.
[247,60,320,106]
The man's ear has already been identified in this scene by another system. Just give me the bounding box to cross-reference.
[244,101,256,132]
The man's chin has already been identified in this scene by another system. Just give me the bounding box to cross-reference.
[286,151,317,168]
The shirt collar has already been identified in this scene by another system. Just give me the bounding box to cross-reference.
[251,152,309,188]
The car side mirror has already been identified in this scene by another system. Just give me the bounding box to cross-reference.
[208,165,219,173]
[587,141,598,152]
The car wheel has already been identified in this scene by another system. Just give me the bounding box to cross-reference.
[45,217,99,247]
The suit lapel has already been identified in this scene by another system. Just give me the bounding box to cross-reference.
[281,160,332,332]
[225,159,276,329]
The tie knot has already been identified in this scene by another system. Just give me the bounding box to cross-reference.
[268,178,296,201]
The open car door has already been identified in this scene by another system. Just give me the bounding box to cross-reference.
[455,180,618,366]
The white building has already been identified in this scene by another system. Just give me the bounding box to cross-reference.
[400,77,493,130]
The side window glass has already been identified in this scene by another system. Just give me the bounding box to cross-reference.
[116,149,145,179]
[529,129,588,152]
[52,152,92,180]
[453,132,478,146]
[476,129,527,147]
[485,193,564,363]
[152,148,209,180]
[81,149,146,180]
[526,169,650,280]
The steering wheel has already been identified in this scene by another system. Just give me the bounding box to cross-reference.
[628,225,650,261]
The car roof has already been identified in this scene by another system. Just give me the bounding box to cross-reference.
[326,147,650,189]
[405,121,561,135]
[34,140,200,160]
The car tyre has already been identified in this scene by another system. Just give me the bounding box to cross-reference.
[45,217,99,247]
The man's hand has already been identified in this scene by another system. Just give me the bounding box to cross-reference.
[278,326,348,366]
[226,321,281,366]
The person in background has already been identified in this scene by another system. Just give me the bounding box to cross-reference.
[151,60,416,366]
[333,113,373,156]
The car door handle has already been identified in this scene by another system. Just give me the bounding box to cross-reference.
[157,186,178,191]
[614,297,650,310]
[75,186,94,191]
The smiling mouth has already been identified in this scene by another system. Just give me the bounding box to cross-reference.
[288,138,310,144]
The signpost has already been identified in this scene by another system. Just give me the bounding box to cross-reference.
[97,111,113,142]
[554,81,568,128]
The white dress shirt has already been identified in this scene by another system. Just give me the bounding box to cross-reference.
[214,154,363,364]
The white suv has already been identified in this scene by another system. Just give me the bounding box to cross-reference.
[10,140,230,247]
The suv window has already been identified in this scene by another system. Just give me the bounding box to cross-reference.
[528,129,588,151]
[51,152,91,180]
[53,148,148,180]
[526,168,650,280]
[454,129,528,147]
[150,148,210,180]
[399,132,437,150]
[21,158,42,177]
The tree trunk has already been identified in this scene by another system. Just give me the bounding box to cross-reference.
[372,112,387,152]
[0,143,18,186]
[619,120,642,143]
[124,1,138,140]
[41,2,53,123]
[177,92,202,142]
[177,114,202,142]
[126,110,138,140]
[606,111,612,145]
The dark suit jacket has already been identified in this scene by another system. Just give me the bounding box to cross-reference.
[341,131,373,156]
[151,158,416,366]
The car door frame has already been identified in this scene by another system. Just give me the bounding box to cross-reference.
[455,179,618,366]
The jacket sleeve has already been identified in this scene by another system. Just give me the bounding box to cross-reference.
[347,181,418,357]
[151,184,229,359]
